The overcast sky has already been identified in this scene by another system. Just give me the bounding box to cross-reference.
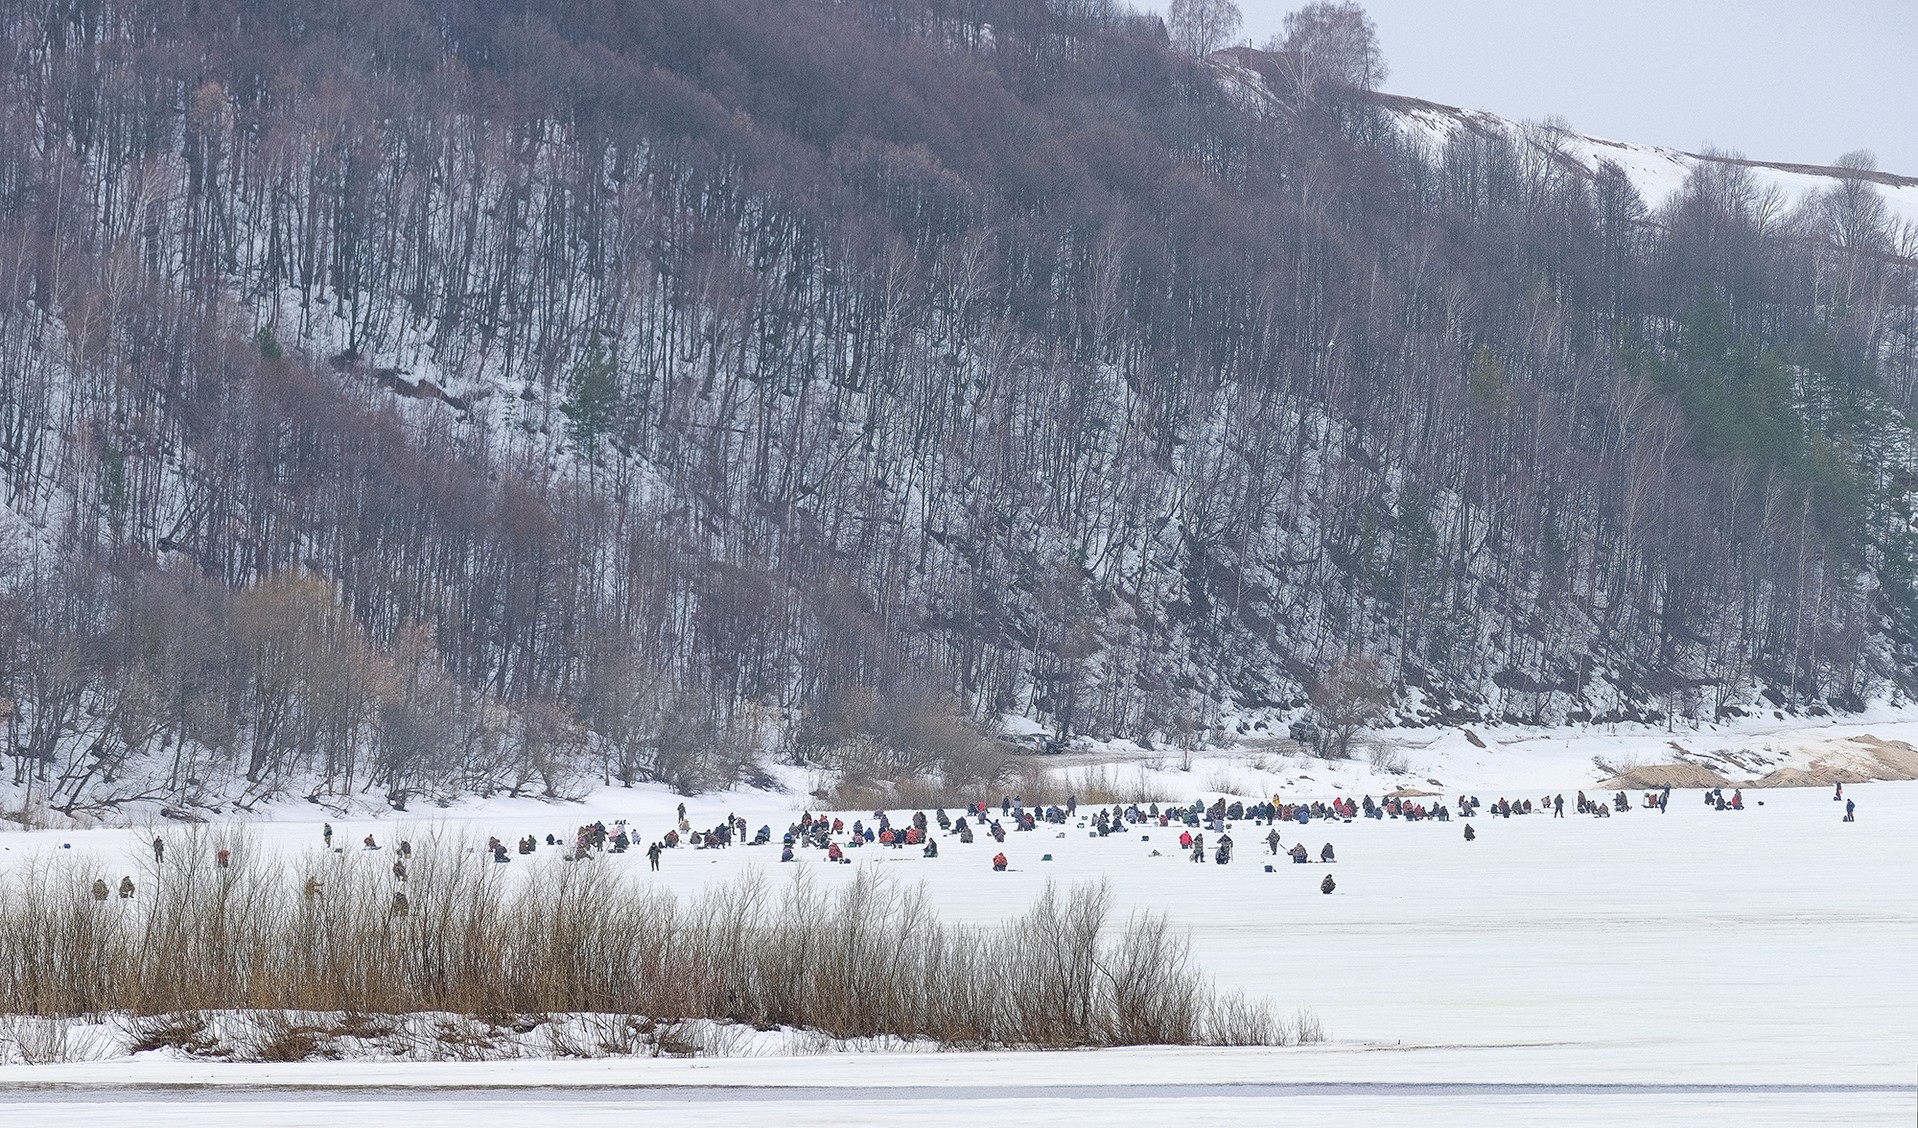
[1136,1,1918,175]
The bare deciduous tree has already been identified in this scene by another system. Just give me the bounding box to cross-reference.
[1267,1,1387,101]
[1167,0,1243,56]
[1309,651,1393,759]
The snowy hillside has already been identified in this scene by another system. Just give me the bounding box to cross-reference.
[1375,90,1918,229]
[3,1,1918,819]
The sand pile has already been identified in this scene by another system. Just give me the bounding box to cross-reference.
[1601,735,1918,791]
[1749,735,1918,788]
[1598,763,1733,791]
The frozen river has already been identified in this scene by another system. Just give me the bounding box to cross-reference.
[1,743,1914,1124]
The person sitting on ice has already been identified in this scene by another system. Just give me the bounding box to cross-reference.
[1320,842,1335,863]
[1321,873,1336,895]
[1178,829,1193,850]
[827,842,844,862]
[390,891,408,916]
[92,878,110,901]
[1463,824,1476,841]
[957,822,974,844]
[1289,842,1309,864]
[363,834,379,850]
[923,837,939,858]
[1730,789,1743,810]
[780,843,795,862]
[992,852,1008,871]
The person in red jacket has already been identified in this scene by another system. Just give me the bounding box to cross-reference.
[992,852,1008,871]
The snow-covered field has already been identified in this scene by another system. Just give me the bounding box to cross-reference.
[2,716,1915,1125]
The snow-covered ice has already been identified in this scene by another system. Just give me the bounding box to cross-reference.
[2,717,1915,1124]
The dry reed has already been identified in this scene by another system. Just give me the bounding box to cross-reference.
[0,828,1306,1053]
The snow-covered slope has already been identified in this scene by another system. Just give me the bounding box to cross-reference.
[1213,47,1918,231]
[1375,90,1918,228]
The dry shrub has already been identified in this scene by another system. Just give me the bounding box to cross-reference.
[242,1011,333,1062]
[122,1012,222,1056]
[1202,767,1249,796]
[0,1016,116,1064]
[0,830,1294,1053]
[830,759,1180,812]
[1294,1008,1326,1044]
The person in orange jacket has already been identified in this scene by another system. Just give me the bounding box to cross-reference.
[992,852,1008,871]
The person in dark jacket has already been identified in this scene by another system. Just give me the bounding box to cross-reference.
[1321,873,1336,894]
[1463,823,1476,841]
[1266,828,1282,855]
[1320,842,1335,863]
[647,841,663,870]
